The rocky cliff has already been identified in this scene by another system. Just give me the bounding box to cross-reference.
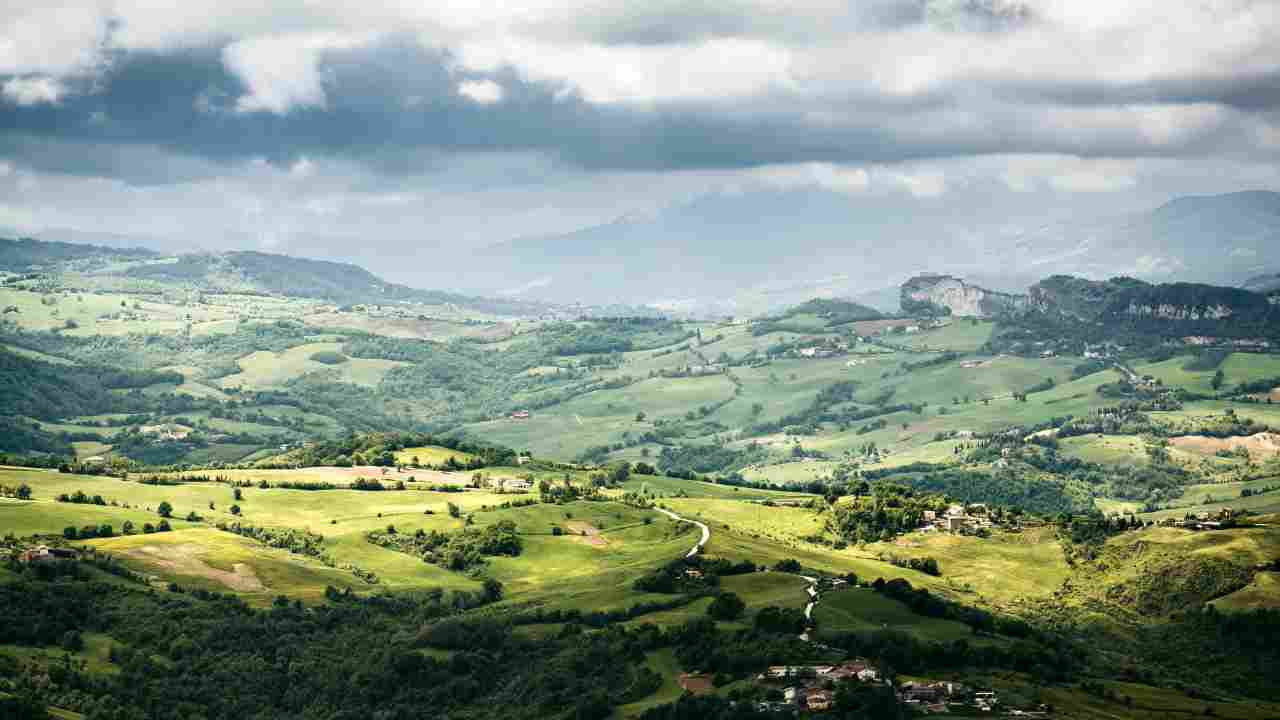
[900,274,1027,318]
[900,272,1278,334]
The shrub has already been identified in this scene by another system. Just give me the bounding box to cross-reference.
[309,350,349,365]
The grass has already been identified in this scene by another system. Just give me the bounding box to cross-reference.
[91,528,362,604]
[660,497,828,546]
[0,632,121,676]
[470,374,738,459]
[862,526,1070,608]
[615,649,686,718]
[720,570,811,611]
[813,587,978,642]
[394,445,479,466]
[218,342,406,390]
[895,320,995,352]
[1041,679,1280,720]
[617,474,815,502]
[1211,571,1280,612]
[0,496,195,538]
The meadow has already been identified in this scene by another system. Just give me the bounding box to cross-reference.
[813,587,978,642]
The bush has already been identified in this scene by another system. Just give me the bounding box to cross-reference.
[310,350,349,365]
[707,592,746,620]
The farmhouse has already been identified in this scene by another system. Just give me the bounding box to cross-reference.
[805,688,834,711]
[505,477,534,492]
[19,545,79,564]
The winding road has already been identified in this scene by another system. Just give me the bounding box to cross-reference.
[654,507,711,558]
[652,506,840,644]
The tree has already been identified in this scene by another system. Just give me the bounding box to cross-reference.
[15,483,31,500]
[157,501,173,518]
[608,462,631,485]
[447,502,461,518]
[230,504,241,516]
[158,519,171,532]
[635,411,646,422]
[707,592,746,620]
[234,487,243,501]
[1212,369,1226,391]
[61,630,84,652]
[122,520,135,535]
[482,577,504,602]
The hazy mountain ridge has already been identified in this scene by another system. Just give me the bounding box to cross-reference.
[0,238,554,318]
[473,189,1280,313]
[0,236,157,271]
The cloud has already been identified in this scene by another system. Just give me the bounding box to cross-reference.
[222,33,374,114]
[457,79,504,104]
[1,75,64,105]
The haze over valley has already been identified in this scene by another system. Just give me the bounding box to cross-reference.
[4,2,1280,720]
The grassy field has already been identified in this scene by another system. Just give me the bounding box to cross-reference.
[1211,571,1280,612]
[470,374,738,458]
[0,496,195,537]
[615,649,685,718]
[863,526,1070,608]
[90,528,362,604]
[394,445,479,466]
[617,474,815,502]
[895,320,995,352]
[1042,679,1280,720]
[0,632,120,676]
[660,497,828,546]
[219,342,407,390]
[813,587,977,642]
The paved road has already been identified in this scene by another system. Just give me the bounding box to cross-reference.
[654,507,711,558]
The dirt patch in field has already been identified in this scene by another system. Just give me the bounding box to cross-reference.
[1170,432,1280,458]
[126,544,266,592]
[851,318,920,336]
[679,674,714,694]
[564,521,608,547]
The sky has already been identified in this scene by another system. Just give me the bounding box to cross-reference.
[2,0,1279,288]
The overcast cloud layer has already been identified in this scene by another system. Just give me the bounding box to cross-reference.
[2,0,1280,287]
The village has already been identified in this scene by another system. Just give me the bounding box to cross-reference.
[679,657,1038,716]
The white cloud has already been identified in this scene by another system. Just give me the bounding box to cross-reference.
[458,35,794,103]
[457,79,504,104]
[222,32,374,114]
[750,162,870,195]
[2,75,65,105]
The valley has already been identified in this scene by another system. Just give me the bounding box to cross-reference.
[3,237,1280,720]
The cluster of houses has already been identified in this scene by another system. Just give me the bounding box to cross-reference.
[796,341,851,359]
[1163,507,1237,531]
[658,363,726,377]
[1182,336,1272,349]
[753,660,883,713]
[14,544,79,564]
[898,682,1018,715]
[919,503,995,534]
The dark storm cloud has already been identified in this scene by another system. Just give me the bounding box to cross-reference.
[0,31,1271,184]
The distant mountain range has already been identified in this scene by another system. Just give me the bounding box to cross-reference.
[0,238,553,318]
[468,189,1280,316]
